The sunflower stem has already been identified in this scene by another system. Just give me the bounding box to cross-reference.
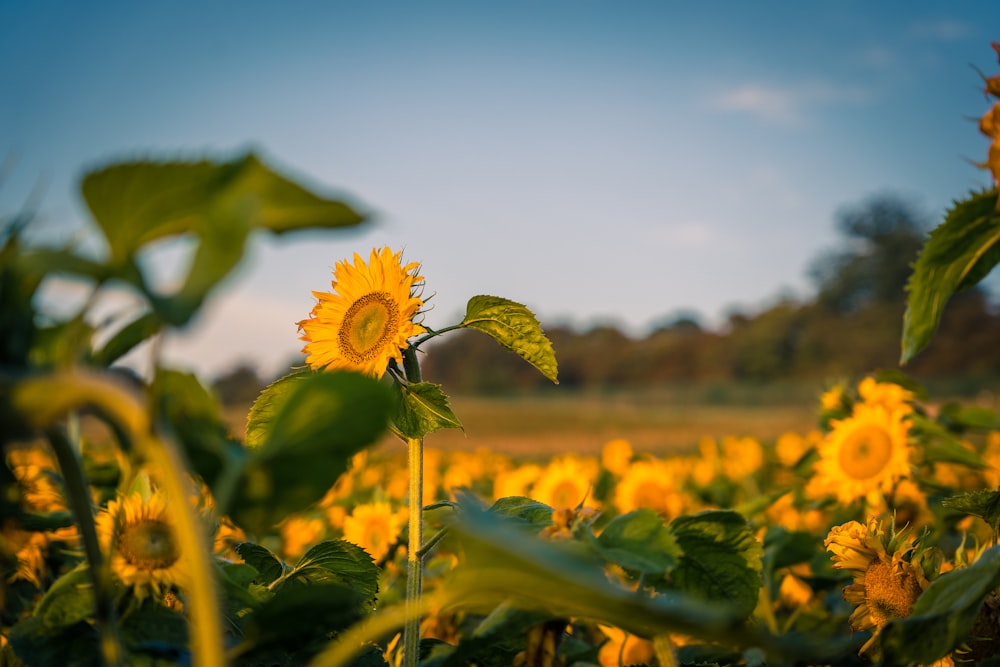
[46,424,125,667]
[402,345,424,667]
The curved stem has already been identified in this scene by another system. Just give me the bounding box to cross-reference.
[46,425,124,667]
[411,323,465,348]
[14,369,226,667]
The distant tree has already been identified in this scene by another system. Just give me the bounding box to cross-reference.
[212,363,265,406]
[809,194,928,314]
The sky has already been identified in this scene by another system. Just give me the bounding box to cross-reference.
[3,1,1000,381]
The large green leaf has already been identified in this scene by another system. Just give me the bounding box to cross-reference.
[151,369,245,495]
[460,295,558,383]
[595,509,682,576]
[882,546,1000,665]
[80,153,366,326]
[392,381,463,439]
[235,542,286,586]
[233,371,391,535]
[91,312,163,367]
[33,565,94,630]
[666,510,763,619]
[244,369,311,449]
[901,189,1000,363]
[280,540,379,607]
[942,489,1000,527]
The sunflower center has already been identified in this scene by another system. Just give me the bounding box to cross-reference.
[863,557,922,627]
[339,292,400,363]
[119,519,179,570]
[838,424,893,479]
[550,480,584,509]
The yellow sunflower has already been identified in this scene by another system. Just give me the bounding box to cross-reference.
[613,459,685,518]
[857,377,914,415]
[96,490,187,600]
[342,501,405,562]
[298,247,426,377]
[601,438,634,476]
[531,456,597,510]
[809,404,911,505]
[825,517,930,655]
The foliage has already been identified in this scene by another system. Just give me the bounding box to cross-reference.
[3,42,1000,667]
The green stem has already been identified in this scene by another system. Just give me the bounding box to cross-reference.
[46,425,125,667]
[411,323,465,347]
[401,345,424,667]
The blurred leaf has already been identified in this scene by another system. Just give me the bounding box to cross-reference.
[488,496,554,530]
[901,189,1000,363]
[762,527,816,577]
[8,616,100,667]
[882,546,1000,665]
[92,312,163,367]
[282,540,379,608]
[393,381,462,439]
[942,489,1000,527]
[233,371,391,534]
[235,542,286,586]
[666,510,763,619]
[461,295,558,383]
[119,598,189,655]
[152,369,245,496]
[80,153,366,326]
[244,369,310,449]
[595,509,682,576]
[33,565,95,630]
[937,402,1000,433]
[911,414,988,469]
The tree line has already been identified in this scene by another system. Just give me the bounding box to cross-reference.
[213,194,1000,403]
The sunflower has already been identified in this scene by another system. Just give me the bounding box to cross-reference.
[298,247,426,377]
[601,438,634,476]
[824,517,931,655]
[857,377,914,415]
[96,490,187,600]
[613,459,685,518]
[342,501,405,562]
[531,456,597,510]
[808,404,911,505]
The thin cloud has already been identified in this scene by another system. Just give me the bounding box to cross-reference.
[906,19,973,42]
[653,221,722,248]
[710,82,869,126]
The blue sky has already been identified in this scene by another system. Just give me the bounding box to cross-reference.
[3,2,999,379]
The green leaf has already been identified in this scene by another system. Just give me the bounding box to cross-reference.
[80,153,366,326]
[8,616,101,667]
[119,598,189,653]
[911,414,988,469]
[762,527,817,577]
[241,583,366,656]
[937,401,1000,432]
[91,312,163,367]
[666,510,763,619]
[235,542,286,586]
[152,369,245,496]
[595,509,682,576]
[460,295,558,383]
[281,540,380,607]
[901,189,1000,363]
[392,381,463,439]
[244,370,311,449]
[34,565,95,630]
[942,489,1000,527]
[488,496,554,530]
[882,546,1000,665]
[233,371,391,534]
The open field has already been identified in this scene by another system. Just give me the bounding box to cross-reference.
[411,391,820,459]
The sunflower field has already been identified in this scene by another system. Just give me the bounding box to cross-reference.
[4,43,1000,667]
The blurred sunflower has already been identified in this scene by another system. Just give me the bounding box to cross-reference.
[298,247,426,377]
[613,459,685,518]
[600,438,634,476]
[96,490,187,600]
[280,515,326,560]
[809,404,911,505]
[342,501,405,562]
[825,517,931,655]
[597,625,654,667]
[857,377,914,414]
[720,435,764,480]
[531,456,597,510]
[493,463,542,500]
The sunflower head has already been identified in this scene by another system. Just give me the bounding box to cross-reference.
[857,377,915,415]
[96,490,187,600]
[809,403,911,505]
[298,247,426,377]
